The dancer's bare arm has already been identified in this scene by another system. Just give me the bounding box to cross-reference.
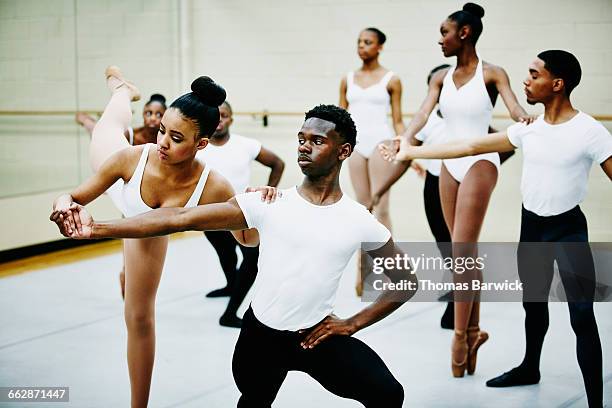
[400,69,446,144]
[301,238,417,348]
[490,64,535,124]
[55,198,248,239]
[602,157,612,180]
[383,131,515,162]
[255,146,285,187]
[53,147,138,210]
[200,170,276,247]
[339,77,348,109]
[388,75,406,136]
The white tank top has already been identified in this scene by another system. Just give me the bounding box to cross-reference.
[346,71,395,156]
[121,144,210,217]
[439,58,499,181]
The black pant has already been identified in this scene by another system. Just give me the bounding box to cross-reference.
[205,231,259,317]
[423,171,452,258]
[518,206,602,408]
[232,308,404,408]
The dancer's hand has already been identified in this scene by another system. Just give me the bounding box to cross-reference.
[50,204,94,239]
[299,314,358,349]
[378,136,401,162]
[517,114,537,125]
[379,137,415,162]
[411,161,426,178]
[245,186,282,204]
[366,194,381,212]
[52,194,75,237]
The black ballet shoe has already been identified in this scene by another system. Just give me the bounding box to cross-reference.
[219,314,243,328]
[486,367,540,387]
[205,287,232,298]
[440,302,454,330]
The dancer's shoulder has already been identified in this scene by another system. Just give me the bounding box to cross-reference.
[482,62,509,82]
[198,168,234,205]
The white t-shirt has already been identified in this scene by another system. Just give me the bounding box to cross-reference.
[415,111,446,176]
[196,134,262,193]
[235,187,391,331]
[507,112,612,216]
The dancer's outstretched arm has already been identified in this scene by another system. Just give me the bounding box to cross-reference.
[301,238,418,348]
[380,131,515,162]
[52,198,247,240]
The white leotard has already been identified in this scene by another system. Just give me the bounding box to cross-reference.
[106,143,209,216]
[346,71,395,157]
[439,58,499,182]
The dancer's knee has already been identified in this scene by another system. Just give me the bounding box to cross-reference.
[362,376,404,408]
[568,302,596,334]
[125,308,155,336]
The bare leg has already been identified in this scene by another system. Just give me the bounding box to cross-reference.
[123,236,168,408]
[452,161,497,329]
[119,265,126,299]
[349,152,371,296]
[444,161,497,376]
[438,164,458,235]
[368,146,394,232]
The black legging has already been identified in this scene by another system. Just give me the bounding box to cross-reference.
[204,231,259,317]
[518,206,602,408]
[232,308,404,408]
[423,171,452,257]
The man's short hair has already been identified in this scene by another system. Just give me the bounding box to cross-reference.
[304,105,357,148]
[537,50,582,96]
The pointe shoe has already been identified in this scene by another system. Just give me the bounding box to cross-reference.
[104,65,140,101]
[467,326,489,375]
[451,330,468,378]
[355,280,363,297]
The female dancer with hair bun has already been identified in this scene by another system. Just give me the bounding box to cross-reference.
[52,67,270,407]
[380,3,534,378]
[76,93,168,298]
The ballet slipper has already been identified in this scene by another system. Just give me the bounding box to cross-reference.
[104,65,140,102]
[451,329,468,378]
[75,112,93,126]
[467,326,489,375]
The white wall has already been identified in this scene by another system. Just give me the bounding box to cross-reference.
[189,0,612,116]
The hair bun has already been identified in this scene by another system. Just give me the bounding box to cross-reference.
[191,76,226,107]
[148,93,166,104]
[463,2,484,18]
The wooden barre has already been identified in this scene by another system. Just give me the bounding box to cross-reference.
[1,110,611,122]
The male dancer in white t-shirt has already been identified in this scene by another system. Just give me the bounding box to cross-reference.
[381,50,612,408]
[52,105,417,407]
[197,101,285,328]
